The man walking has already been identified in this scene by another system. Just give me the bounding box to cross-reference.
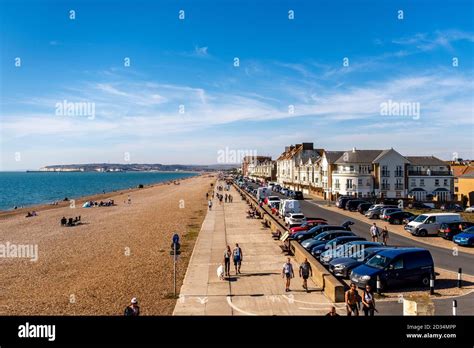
[381,226,389,246]
[370,223,379,242]
[208,200,212,210]
[299,258,312,292]
[124,297,140,316]
[282,257,295,292]
[233,243,243,274]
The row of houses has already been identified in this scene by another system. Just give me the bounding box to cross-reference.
[241,143,471,203]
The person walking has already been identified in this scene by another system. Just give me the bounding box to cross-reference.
[127,195,131,205]
[381,226,389,246]
[362,284,376,316]
[223,245,232,277]
[282,257,295,292]
[370,223,379,242]
[345,283,361,316]
[299,258,312,292]
[124,298,140,316]
[233,243,243,274]
[208,200,213,210]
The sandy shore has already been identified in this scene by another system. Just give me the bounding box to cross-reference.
[0,174,215,315]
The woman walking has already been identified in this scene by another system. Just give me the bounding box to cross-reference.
[362,284,376,316]
[223,245,232,277]
[381,226,389,246]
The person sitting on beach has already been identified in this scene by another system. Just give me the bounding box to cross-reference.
[67,218,74,226]
[60,217,67,226]
[25,212,32,218]
[32,211,37,216]
[124,298,140,316]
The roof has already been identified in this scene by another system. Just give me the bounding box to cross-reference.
[406,156,448,166]
[334,150,383,164]
[372,148,410,163]
[324,151,345,164]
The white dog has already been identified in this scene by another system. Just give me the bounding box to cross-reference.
[217,264,225,280]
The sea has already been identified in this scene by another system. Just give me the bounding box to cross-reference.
[0,171,199,211]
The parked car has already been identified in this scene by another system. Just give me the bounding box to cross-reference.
[365,205,398,219]
[289,219,328,235]
[453,226,474,247]
[269,201,280,215]
[403,214,418,225]
[408,202,434,210]
[280,188,289,196]
[284,213,306,227]
[380,208,402,220]
[320,241,384,266]
[292,221,354,241]
[345,200,370,212]
[438,221,474,240]
[329,247,390,278]
[286,190,295,198]
[337,197,354,209]
[300,230,355,251]
[440,203,463,212]
[385,211,416,225]
[465,206,474,213]
[405,213,462,237]
[293,191,304,200]
[311,235,365,258]
[350,248,435,290]
[357,203,373,214]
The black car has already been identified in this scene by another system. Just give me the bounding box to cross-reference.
[311,235,366,258]
[438,221,474,240]
[345,200,370,211]
[386,211,416,225]
[440,203,463,212]
[293,191,304,200]
[409,202,432,210]
[336,197,353,209]
[292,220,354,242]
[357,203,373,214]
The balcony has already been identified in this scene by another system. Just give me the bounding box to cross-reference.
[381,171,390,177]
[333,170,372,175]
[408,170,451,176]
[394,171,404,177]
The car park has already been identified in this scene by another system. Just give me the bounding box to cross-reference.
[385,211,416,225]
[453,227,474,247]
[320,241,384,266]
[284,213,306,227]
[300,230,355,251]
[328,247,390,278]
[292,220,354,241]
[350,248,435,290]
[405,213,462,237]
[438,221,474,240]
[311,235,365,258]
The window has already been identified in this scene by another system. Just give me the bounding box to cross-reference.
[335,179,340,189]
[358,178,363,185]
[350,165,354,172]
[346,179,353,189]
[367,179,371,187]
[426,216,436,224]
[444,179,448,186]
[411,178,416,186]
[392,258,404,270]
[435,179,439,186]
[420,179,424,187]
[396,191,401,198]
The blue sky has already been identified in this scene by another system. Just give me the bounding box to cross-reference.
[1,0,473,170]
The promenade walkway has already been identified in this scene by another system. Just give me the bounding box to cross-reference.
[173,183,339,316]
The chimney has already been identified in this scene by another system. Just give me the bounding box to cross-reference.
[352,147,356,153]
[285,146,290,152]
[302,142,314,150]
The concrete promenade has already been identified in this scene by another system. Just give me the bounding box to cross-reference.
[173,184,338,316]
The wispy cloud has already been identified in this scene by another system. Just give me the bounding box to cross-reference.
[392,30,474,52]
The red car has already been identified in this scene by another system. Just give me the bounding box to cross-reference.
[289,219,327,234]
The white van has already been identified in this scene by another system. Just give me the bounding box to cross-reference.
[279,199,301,217]
[256,187,271,202]
[405,213,462,237]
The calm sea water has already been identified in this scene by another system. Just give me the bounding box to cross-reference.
[0,171,199,211]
